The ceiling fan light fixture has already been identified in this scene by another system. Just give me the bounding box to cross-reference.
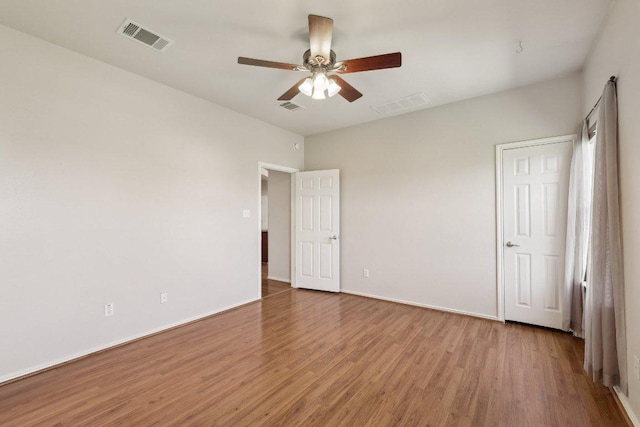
[239,15,401,104]
[298,78,313,96]
[327,79,341,97]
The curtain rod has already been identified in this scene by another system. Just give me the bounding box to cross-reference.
[585,75,617,121]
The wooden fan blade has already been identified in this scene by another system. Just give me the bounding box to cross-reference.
[337,52,402,74]
[238,57,300,71]
[277,78,307,101]
[331,75,363,102]
[308,15,333,64]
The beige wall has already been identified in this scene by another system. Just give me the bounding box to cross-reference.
[305,74,581,318]
[0,24,303,382]
[267,171,291,282]
[583,0,640,419]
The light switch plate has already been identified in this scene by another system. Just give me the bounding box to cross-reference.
[104,303,114,317]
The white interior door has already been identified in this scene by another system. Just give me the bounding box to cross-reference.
[502,141,571,329]
[294,170,340,292]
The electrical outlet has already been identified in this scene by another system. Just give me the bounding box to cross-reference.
[104,303,114,317]
[160,292,168,304]
[242,209,251,218]
[634,355,640,380]
[363,268,369,278]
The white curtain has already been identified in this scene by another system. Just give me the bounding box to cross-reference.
[584,79,627,393]
[562,121,594,337]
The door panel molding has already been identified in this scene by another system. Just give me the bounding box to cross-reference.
[294,169,340,292]
[495,135,575,323]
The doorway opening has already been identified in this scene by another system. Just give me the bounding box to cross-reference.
[258,162,297,298]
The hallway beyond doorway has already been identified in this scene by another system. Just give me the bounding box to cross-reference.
[261,263,290,297]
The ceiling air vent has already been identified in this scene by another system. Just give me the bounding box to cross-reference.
[371,93,431,115]
[280,102,304,111]
[117,19,174,52]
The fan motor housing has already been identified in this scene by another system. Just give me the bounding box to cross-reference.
[303,49,337,68]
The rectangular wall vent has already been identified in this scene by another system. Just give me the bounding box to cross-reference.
[280,102,304,111]
[371,93,431,115]
[117,19,174,52]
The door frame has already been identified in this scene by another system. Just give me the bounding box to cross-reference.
[257,162,299,297]
[495,134,575,322]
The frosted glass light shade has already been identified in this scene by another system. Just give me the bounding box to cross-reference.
[327,79,341,97]
[298,78,313,96]
[311,88,326,100]
[313,73,329,91]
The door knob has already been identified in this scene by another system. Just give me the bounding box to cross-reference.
[505,241,520,247]
[329,235,339,241]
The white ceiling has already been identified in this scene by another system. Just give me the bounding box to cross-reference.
[0,0,613,136]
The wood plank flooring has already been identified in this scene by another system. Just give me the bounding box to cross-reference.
[0,289,627,426]
[261,263,290,297]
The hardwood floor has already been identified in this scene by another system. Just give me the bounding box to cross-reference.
[0,289,627,426]
[261,262,290,297]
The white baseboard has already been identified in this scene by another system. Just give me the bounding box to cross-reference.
[614,385,640,426]
[341,289,500,322]
[0,298,258,385]
[267,275,291,283]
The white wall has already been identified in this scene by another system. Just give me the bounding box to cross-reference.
[305,74,581,319]
[0,24,303,382]
[267,170,291,282]
[582,0,640,420]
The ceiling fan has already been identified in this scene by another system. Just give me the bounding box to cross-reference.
[237,14,402,103]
